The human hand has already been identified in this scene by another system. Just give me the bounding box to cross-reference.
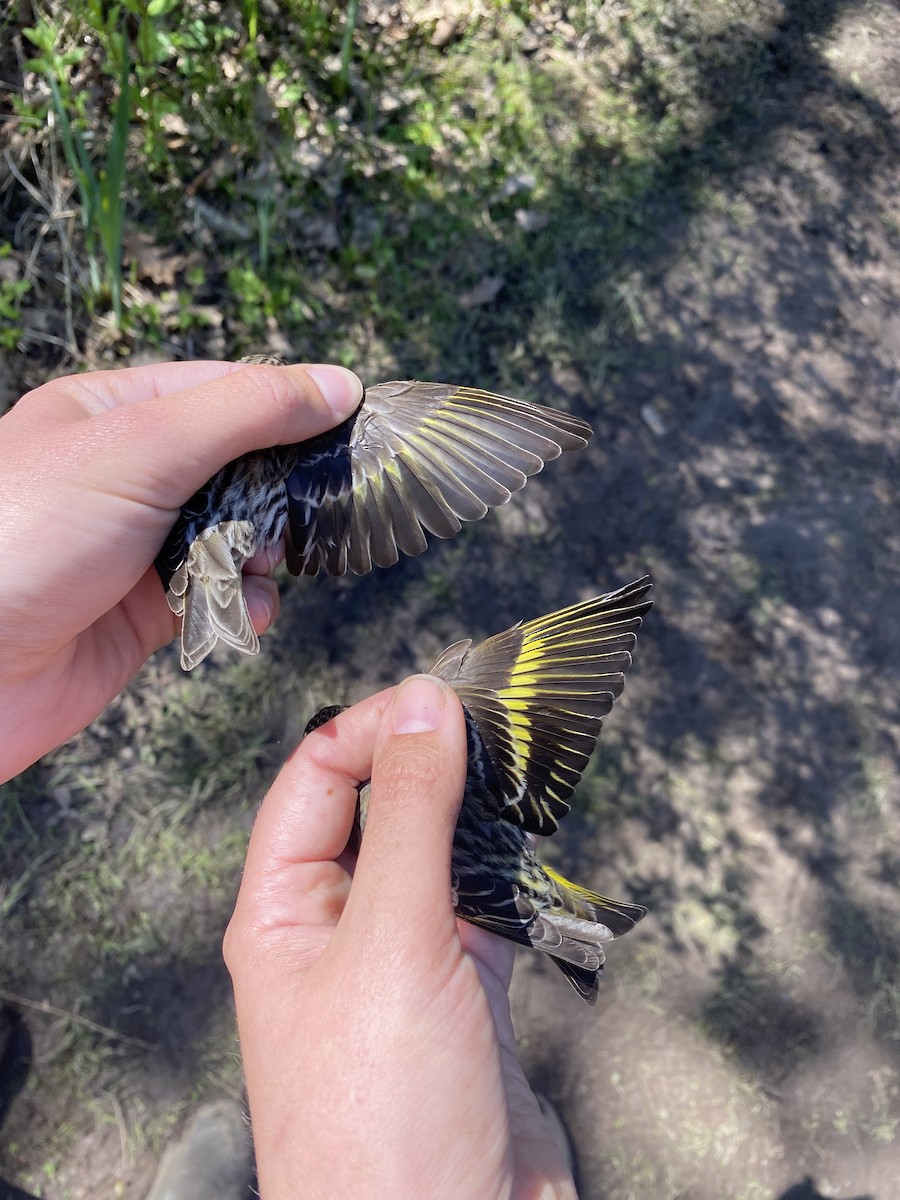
[224,674,577,1200]
[0,360,362,782]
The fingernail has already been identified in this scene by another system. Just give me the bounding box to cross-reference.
[251,577,279,630]
[258,588,275,629]
[261,539,285,574]
[391,675,448,735]
[305,365,364,418]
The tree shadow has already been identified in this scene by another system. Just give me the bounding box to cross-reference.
[3,0,899,1193]
[0,1008,43,1200]
[777,1179,872,1200]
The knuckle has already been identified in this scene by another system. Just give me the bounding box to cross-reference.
[375,737,451,800]
[243,363,300,423]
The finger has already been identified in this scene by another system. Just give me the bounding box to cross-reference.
[233,690,393,932]
[17,360,363,509]
[23,360,246,417]
[342,675,467,943]
[244,538,285,577]
[243,575,280,636]
[459,922,517,1002]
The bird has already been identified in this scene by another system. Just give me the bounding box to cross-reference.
[155,362,592,671]
[304,575,652,1004]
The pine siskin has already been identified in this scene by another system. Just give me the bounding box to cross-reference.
[305,575,652,1004]
[156,363,591,671]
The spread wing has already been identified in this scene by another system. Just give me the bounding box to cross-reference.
[431,576,653,834]
[284,380,591,576]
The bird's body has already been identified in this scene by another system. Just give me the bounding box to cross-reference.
[308,576,652,1004]
[156,371,591,670]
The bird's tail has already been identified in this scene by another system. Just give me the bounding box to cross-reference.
[542,866,647,1005]
[167,523,259,670]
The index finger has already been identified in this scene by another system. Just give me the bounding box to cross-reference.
[237,689,393,898]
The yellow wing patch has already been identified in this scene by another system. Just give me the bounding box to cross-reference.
[433,577,653,836]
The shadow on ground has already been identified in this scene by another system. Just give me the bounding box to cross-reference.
[2,0,898,1196]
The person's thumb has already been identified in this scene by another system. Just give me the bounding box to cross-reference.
[64,360,364,506]
[341,674,467,955]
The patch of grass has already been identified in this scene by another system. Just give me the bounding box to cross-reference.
[851,751,893,823]
[671,895,742,962]
[832,1066,900,1147]
[6,0,712,369]
[575,726,651,827]
[601,1145,692,1200]
[0,243,32,349]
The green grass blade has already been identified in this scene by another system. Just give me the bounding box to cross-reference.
[47,73,99,235]
[338,0,360,94]
[99,53,130,324]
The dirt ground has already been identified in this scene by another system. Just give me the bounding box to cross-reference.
[2,1,899,1198]
[502,6,900,1195]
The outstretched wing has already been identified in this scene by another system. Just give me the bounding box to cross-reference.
[284,380,591,576]
[431,577,653,834]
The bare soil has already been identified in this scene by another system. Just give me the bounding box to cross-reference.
[1,2,899,1198]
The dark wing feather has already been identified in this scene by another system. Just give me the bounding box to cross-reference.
[453,863,647,1006]
[432,577,653,834]
[285,381,591,577]
[155,484,217,591]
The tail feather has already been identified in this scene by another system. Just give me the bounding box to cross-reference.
[167,522,259,670]
[542,867,647,1004]
[456,858,646,1006]
[553,958,603,1005]
[544,866,648,936]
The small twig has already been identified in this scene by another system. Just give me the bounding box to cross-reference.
[3,149,49,210]
[0,987,155,1051]
[18,328,85,361]
[104,1088,130,1171]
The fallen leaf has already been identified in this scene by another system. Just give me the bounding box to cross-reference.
[640,402,667,437]
[458,275,505,309]
[515,208,549,233]
[123,230,198,286]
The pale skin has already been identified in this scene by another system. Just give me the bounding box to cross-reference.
[0,359,363,781]
[0,361,577,1200]
[227,676,577,1200]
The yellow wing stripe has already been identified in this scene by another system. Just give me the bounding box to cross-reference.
[434,577,651,835]
[514,640,548,665]
[497,610,630,775]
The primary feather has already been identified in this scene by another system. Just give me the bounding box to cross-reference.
[156,369,591,670]
[307,576,652,1004]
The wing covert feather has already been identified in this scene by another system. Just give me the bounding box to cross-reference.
[285,380,591,578]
